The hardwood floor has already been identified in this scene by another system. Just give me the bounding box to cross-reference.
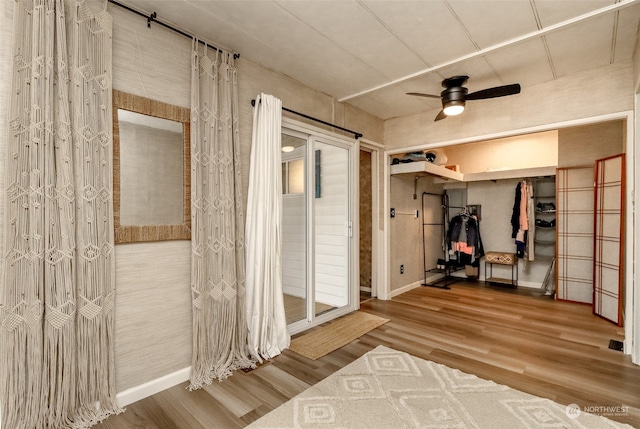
[96,281,640,428]
[282,294,335,324]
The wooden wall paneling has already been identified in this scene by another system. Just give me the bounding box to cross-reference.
[359,150,373,289]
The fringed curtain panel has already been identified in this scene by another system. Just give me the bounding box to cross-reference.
[1,0,120,428]
[189,42,254,389]
[245,93,290,362]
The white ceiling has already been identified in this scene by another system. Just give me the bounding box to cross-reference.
[113,0,640,120]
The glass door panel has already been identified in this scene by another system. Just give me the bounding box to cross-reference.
[281,134,307,325]
[313,140,350,317]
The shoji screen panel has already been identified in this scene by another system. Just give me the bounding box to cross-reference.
[556,167,594,303]
[593,154,625,326]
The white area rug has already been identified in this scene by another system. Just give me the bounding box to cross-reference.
[247,345,633,429]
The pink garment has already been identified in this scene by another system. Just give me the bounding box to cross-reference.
[454,241,474,255]
[519,180,528,231]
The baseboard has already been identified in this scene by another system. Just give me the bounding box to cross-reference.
[389,279,424,299]
[514,280,542,289]
[448,272,541,289]
[116,366,191,407]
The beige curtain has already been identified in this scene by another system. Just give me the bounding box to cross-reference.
[1,0,120,428]
[189,42,254,389]
[245,94,290,362]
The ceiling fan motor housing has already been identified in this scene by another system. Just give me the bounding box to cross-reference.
[441,86,467,109]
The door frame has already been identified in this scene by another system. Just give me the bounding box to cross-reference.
[359,138,382,299]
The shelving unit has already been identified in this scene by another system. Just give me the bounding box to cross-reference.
[533,177,556,260]
[390,161,463,181]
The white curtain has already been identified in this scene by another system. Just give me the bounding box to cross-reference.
[1,0,120,428]
[245,93,290,362]
[189,43,254,389]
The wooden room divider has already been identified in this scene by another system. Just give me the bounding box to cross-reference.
[556,166,594,303]
[593,154,625,326]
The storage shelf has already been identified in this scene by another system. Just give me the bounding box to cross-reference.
[463,166,556,182]
[390,161,556,183]
[534,239,556,244]
[390,161,463,181]
[532,255,555,261]
[534,174,556,262]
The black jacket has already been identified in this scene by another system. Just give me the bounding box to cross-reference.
[447,214,484,259]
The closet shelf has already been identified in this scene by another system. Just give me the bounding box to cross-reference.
[462,166,556,182]
[390,161,556,183]
[534,239,556,244]
[390,161,464,181]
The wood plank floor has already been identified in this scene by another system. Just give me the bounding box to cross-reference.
[282,294,334,325]
[96,281,640,428]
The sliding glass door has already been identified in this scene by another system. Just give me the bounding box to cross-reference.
[281,133,308,325]
[281,122,357,334]
[313,139,351,317]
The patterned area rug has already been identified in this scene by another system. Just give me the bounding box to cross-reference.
[248,345,633,428]
[288,312,389,360]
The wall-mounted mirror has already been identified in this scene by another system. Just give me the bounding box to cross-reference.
[113,90,191,243]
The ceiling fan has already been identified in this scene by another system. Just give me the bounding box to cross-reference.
[407,76,521,121]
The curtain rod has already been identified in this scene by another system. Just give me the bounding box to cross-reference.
[107,0,240,59]
[251,99,362,139]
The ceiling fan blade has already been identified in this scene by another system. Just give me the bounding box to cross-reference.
[466,83,521,100]
[407,92,441,99]
[434,110,447,121]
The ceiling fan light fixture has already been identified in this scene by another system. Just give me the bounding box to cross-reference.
[443,100,465,116]
[441,85,467,116]
[407,75,520,121]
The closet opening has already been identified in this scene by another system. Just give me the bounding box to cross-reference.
[383,112,635,360]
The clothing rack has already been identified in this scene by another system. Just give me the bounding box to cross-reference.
[107,0,240,59]
[250,99,363,139]
[421,191,470,289]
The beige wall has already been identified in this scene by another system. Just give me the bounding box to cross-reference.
[110,4,193,392]
[558,120,625,168]
[440,130,558,175]
[389,175,444,291]
[108,4,384,392]
[384,61,634,152]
